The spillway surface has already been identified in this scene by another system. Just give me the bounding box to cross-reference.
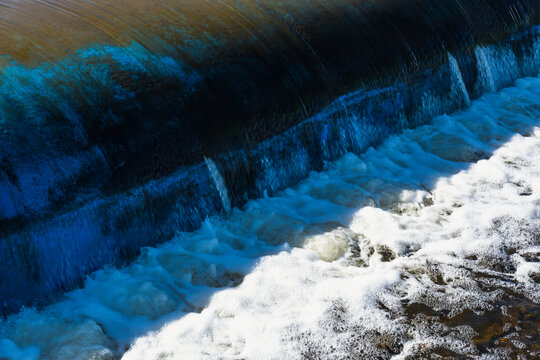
[2,0,540,311]
[1,75,540,359]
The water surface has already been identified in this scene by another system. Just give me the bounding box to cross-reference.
[2,75,540,359]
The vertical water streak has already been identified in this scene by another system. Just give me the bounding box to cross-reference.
[447,52,471,107]
[520,27,540,76]
[205,156,232,214]
[475,45,521,95]
[475,46,497,93]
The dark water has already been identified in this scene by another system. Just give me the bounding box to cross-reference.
[0,2,540,358]
[1,71,540,360]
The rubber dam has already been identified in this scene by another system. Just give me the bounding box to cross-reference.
[1,1,540,357]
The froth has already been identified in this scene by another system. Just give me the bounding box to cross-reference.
[3,77,540,359]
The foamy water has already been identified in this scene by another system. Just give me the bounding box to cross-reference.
[2,76,540,359]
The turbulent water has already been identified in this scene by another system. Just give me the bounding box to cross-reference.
[2,75,540,359]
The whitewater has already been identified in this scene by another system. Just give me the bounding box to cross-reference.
[2,74,540,358]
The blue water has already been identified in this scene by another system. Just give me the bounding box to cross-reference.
[2,64,540,358]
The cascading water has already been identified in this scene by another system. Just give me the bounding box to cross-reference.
[2,47,540,359]
[2,0,540,313]
[205,157,232,214]
[1,0,540,359]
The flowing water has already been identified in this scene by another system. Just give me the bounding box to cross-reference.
[1,72,540,359]
[2,0,539,315]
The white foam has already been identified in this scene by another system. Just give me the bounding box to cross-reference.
[3,77,540,359]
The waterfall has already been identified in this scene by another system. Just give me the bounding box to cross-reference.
[1,0,540,313]
[448,52,471,107]
[205,157,232,214]
[475,46,498,93]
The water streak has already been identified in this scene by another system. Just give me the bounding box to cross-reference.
[205,156,232,214]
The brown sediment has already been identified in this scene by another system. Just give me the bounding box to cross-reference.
[452,299,540,356]
[0,0,349,66]
[1,0,537,68]
[402,268,540,358]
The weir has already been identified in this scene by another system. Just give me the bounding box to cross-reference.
[1,0,540,313]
